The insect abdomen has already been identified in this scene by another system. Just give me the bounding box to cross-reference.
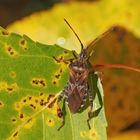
[67,82,88,113]
[67,90,82,113]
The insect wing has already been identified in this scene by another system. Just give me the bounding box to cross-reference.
[67,87,84,113]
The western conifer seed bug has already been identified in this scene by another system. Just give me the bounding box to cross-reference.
[54,19,113,131]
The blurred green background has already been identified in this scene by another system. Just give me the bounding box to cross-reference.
[0,0,140,139]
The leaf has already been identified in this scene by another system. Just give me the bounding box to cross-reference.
[0,27,106,140]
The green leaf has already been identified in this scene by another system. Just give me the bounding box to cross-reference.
[0,27,106,140]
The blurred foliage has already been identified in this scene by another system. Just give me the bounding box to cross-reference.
[7,0,140,52]
[109,130,140,140]
[0,0,62,27]
[6,0,140,139]
[90,26,140,137]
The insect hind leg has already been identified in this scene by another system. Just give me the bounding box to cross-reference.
[79,89,88,110]
[87,88,94,129]
[57,100,65,131]
[57,85,68,130]
[52,56,74,64]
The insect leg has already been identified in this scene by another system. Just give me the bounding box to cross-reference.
[72,50,78,59]
[87,88,93,129]
[57,85,68,130]
[52,56,74,64]
[57,89,66,103]
[86,50,94,61]
[57,99,66,131]
[80,93,87,109]
[80,85,88,109]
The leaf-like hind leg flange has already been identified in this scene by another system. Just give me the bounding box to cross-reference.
[87,88,93,129]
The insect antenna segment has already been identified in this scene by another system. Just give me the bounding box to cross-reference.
[64,18,84,52]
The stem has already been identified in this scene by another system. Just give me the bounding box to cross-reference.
[93,64,140,73]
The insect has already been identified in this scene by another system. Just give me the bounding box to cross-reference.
[54,19,114,131]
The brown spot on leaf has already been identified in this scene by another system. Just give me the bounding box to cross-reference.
[13,131,18,137]
[0,101,4,109]
[27,118,32,123]
[40,101,44,106]
[43,102,48,106]
[30,104,36,109]
[7,87,13,92]
[15,103,20,110]
[28,96,32,100]
[2,31,9,36]
[42,94,54,105]
[48,98,56,108]
[35,99,38,103]
[6,83,18,93]
[20,113,24,119]
[20,39,27,50]
[46,118,54,126]
[40,80,46,86]
[40,92,44,96]
[6,46,17,57]
[57,108,63,118]
[92,132,96,137]
[47,94,55,101]
[9,71,16,78]
[55,74,60,79]
[10,52,14,55]
[20,40,25,45]
[23,99,27,103]
[64,50,68,54]
[31,78,46,87]
[11,117,16,123]
[53,81,56,85]
[60,69,63,73]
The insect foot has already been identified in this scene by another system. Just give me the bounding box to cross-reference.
[87,111,93,129]
[57,107,65,131]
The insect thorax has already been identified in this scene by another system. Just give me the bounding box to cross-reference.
[69,59,89,83]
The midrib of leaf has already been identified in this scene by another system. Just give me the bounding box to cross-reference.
[68,107,75,140]
[42,112,45,140]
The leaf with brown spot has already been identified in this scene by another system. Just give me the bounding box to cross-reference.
[0,25,106,140]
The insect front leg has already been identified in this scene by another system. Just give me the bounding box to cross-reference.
[57,86,68,131]
[72,50,78,59]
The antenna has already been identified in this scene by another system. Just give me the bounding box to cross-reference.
[64,18,84,51]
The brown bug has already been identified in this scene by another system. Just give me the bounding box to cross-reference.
[54,19,114,131]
